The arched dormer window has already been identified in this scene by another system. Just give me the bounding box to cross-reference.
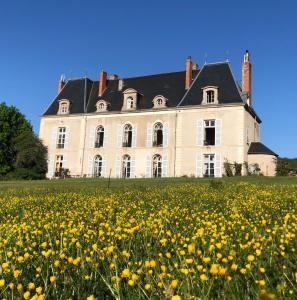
[122,88,138,111]
[58,99,70,115]
[202,86,219,105]
[152,95,167,109]
[95,125,104,148]
[96,100,109,112]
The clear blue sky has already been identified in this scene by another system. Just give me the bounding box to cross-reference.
[0,0,296,157]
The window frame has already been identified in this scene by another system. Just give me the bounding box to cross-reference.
[56,127,66,149]
[95,125,104,148]
[122,123,133,147]
[152,154,162,178]
[201,86,219,105]
[58,100,70,115]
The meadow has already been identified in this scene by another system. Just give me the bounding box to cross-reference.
[0,177,296,300]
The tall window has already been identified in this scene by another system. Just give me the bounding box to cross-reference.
[123,124,132,147]
[58,101,70,114]
[57,127,66,148]
[152,154,162,177]
[127,97,134,109]
[93,155,102,177]
[153,122,163,147]
[95,126,104,148]
[55,155,64,177]
[122,155,131,178]
[206,90,215,103]
[204,120,215,146]
[203,154,215,177]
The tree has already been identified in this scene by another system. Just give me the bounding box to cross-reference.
[12,131,48,179]
[0,102,32,175]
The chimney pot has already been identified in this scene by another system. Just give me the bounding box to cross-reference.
[99,70,107,97]
[58,75,65,94]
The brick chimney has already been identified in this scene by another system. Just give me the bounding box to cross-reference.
[98,70,107,97]
[58,75,65,94]
[185,56,193,89]
[242,50,252,106]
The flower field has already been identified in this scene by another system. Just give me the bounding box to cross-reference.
[0,179,296,299]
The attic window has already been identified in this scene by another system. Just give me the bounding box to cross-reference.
[152,96,167,109]
[58,100,70,115]
[202,86,218,105]
[122,88,138,111]
[96,100,109,112]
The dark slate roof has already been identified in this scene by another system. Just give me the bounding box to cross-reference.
[248,142,278,156]
[86,70,198,113]
[44,78,93,115]
[179,62,243,106]
[42,62,256,116]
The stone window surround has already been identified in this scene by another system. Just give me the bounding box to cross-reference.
[95,100,109,112]
[152,95,168,109]
[122,88,139,111]
[58,99,70,115]
[201,86,219,105]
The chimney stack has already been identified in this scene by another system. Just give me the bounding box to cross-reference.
[242,50,252,106]
[98,70,107,97]
[58,75,65,94]
[185,56,193,89]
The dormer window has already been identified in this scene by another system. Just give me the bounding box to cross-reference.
[202,86,219,105]
[122,88,138,111]
[96,100,109,112]
[58,100,70,115]
[152,95,167,109]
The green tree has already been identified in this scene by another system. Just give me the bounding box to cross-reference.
[12,131,48,179]
[0,102,32,175]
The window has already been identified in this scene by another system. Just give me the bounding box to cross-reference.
[57,127,66,149]
[127,97,134,109]
[202,87,218,104]
[152,95,167,109]
[203,154,215,177]
[58,100,70,114]
[153,122,163,147]
[93,155,103,177]
[95,126,104,148]
[206,90,215,103]
[96,100,109,112]
[204,120,215,146]
[152,154,162,178]
[55,155,64,177]
[122,155,131,178]
[123,124,133,147]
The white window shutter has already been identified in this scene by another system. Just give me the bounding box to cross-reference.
[102,155,107,177]
[130,156,136,178]
[117,125,123,148]
[51,128,58,149]
[162,154,168,177]
[115,155,121,178]
[87,156,93,177]
[196,153,203,177]
[163,122,169,147]
[132,124,137,148]
[103,125,109,148]
[48,154,55,178]
[215,153,221,177]
[62,155,67,170]
[89,126,96,148]
[146,123,153,147]
[64,128,70,149]
[196,120,203,146]
[215,119,222,146]
[145,154,152,178]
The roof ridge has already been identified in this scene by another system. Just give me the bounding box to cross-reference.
[121,70,186,80]
[204,61,229,66]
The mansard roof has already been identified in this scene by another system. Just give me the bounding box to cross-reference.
[248,142,278,157]
[43,61,256,116]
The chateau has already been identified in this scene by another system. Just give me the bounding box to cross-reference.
[39,51,277,178]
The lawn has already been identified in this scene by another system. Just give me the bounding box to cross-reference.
[0,177,296,299]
